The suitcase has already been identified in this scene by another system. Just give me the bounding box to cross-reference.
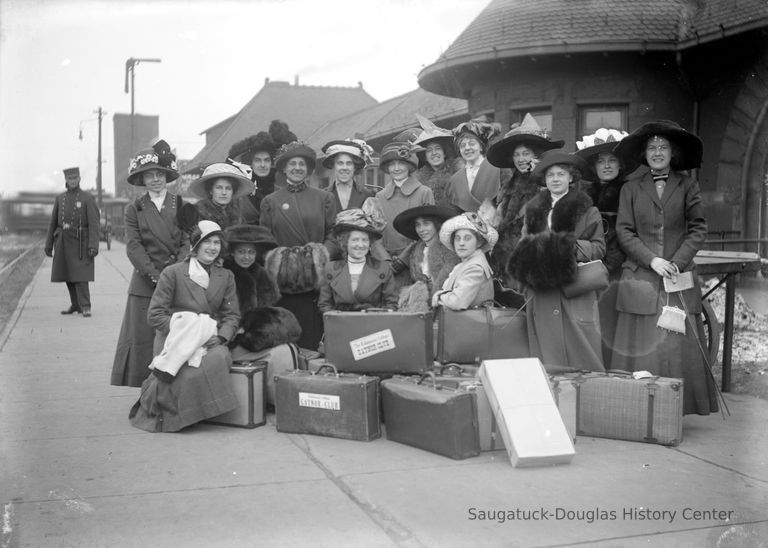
[479,359,575,467]
[435,304,529,364]
[548,375,578,442]
[274,364,381,441]
[231,343,301,405]
[323,310,433,374]
[206,362,267,428]
[570,371,684,446]
[381,373,480,460]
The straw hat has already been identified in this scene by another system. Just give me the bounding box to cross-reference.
[439,211,498,252]
[321,139,373,170]
[189,163,255,200]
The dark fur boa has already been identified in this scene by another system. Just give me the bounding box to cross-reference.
[582,178,625,215]
[396,240,460,312]
[507,189,593,290]
[223,257,281,315]
[195,199,240,230]
[231,306,302,352]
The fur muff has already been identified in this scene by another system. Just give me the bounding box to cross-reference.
[233,306,302,353]
[397,280,431,313]
[508,231,577,291]
[264,242,330,294]
[523,188,593,235]
[223,258,281,315]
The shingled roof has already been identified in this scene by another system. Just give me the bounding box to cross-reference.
[185,80,377,173]
[305,88,467,151]
[419,0,768,94]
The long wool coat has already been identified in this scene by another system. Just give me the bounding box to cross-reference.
[612,168,717,415]
[327,180,374,212]
[376,176,434,256]
[318,256,399,313]
[260,185,337,248]
[510,189,606,371]
[44,188,100,282]
[112,192,189,387]
[446,160,511,213]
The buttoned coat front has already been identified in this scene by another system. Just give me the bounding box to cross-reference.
[328,180,374,212]
[45,188,100,282]
[318,256,399,313]
[446,160,510,213]
[376,176,434,255]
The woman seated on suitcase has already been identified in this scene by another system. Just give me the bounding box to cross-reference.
[391,204,461,312]
[318,207,399,313]
[129,220,240,433]
[431,211,498,310]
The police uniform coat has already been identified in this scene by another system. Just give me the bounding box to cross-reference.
[44,188,99,282]
[318,256,399,313]
[612,168,717,415]
[112,193,189,387]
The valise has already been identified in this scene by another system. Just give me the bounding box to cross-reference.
[231,343,301,405]
[568,371,684,446]
[206,362,267,429]
[323,310,432,374]
[381,373,480,460]
[274,364,381,441]
[435,304,529,364]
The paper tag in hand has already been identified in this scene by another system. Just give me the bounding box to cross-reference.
[663,271,694,293]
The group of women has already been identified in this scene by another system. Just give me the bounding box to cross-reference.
[110,114,718,435]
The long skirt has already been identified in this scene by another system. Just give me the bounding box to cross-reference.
[597,279,620,369]
[277,291,323,351]
[128,346,237,432]
[611,309,719,416]
[111,294,154,387]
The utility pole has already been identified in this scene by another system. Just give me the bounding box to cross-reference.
[124,57,162,154]
[96,106,104,210]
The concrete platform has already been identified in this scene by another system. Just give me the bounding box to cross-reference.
[2,242,767,547]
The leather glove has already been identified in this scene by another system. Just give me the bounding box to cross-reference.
[87,248,98,258]
[44,248,53,257]
[391,256,407,275]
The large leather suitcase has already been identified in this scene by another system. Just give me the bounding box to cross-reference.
[435,304,529,364]
[548,375,578,442]
[231,343,301,405]
[323,310,432,374]
[381,374,480,460]
[274,365,381,441]
[569,371,684,446]
[479,359,574,467]
[206,362,267,429]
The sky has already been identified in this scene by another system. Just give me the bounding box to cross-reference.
[0,0,484,196]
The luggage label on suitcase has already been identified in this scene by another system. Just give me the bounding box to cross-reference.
[274,364,381,441]
[206,361,268,429]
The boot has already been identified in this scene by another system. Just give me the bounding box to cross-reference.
[61,305,81,315]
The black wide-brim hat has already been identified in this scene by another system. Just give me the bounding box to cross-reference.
[486,133,565,169]
[275,143,317,173]
[532,150,591,184]
[613,120,703,170]
[224,224,278,250]
[393,204,463,241]
[127,142,180,186]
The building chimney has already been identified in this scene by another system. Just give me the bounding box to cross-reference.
[358,81,363,89]
[294,75,299,86]
[265,77,270,85]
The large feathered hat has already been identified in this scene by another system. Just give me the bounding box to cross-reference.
[332,198,386,240]
[452,116,501,153]
[321,139,374,170]
[439,211,498,252]
[486,114,565,168]
[613,120,703,170]
[127,139,179,186]
[413,114,455,165]
[575,128,636,178]
[228,120,297,163]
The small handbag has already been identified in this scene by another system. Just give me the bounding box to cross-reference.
[561,260,609,298]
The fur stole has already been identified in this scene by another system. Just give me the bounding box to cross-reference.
[397,240,459,312]
[231,306,302,353]
[195,199,240,230]
[491,172,543,276]
[223,257,281,315]
[264,242,330,294]
[582,179,625,215]
[416,158,462,206]
[507,189,593,291]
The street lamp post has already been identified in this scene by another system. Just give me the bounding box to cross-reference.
[79,107,107,210]
[124,57,162,154]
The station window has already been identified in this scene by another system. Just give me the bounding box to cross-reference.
[578,105,628,137]
[509,108,553,137]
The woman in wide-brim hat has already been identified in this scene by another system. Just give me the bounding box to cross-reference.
[259,141,335,350]
[412,115,462,207]
[488,113,565,278]
[318,207,398,313]
[610,121,717,416]
[374,140,435,257]
[321,139,375,212]
[188,162,255,231]
[430,211,497,311]
[112,139,189,388]
[445,117,509,214]
[229,120,297,224]
[508,150,606,371]
[129,220,241,433]
[390,204,461,312]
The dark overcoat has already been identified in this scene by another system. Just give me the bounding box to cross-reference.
[318,256,399,313]
[44,188,100,282]
[446,160,511,212]
[328,180,374,212]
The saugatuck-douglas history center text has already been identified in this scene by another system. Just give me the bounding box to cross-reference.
[467,506,736,524]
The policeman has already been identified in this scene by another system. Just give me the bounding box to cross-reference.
[44,167,100,317]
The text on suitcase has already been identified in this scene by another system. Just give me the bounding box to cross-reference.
[299,392,341,410]
[349,329,396,361]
